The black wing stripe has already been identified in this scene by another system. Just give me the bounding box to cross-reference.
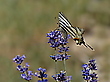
[59,21,76,37]
[61,26,76,37]
[59,20,67,27]
[59,16,69,27]
[59,16,70,27]
[58,12,84,38]
[59,12,72,27]
[67,26,77,35]
[58,12,78,36]
[59,20,77,36]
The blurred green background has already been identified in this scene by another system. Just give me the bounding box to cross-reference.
[0,0,110,82]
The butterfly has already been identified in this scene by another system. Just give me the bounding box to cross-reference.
[57,12,94,51]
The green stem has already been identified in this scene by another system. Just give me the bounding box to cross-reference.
[63,59,66,71]
[55,61,58,74]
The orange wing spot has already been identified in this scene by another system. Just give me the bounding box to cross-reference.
[73,38,79,40]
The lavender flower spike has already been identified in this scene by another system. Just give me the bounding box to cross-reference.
[47,30,70,49]
[13,55,26,64]
[82,59,98,82]
[52,71,72,82]
[34,67,48,82]
[21,71,34,81]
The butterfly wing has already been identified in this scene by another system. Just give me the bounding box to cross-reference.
[58,12,72,27]
[58,12,94,51]
[58,12,77,38]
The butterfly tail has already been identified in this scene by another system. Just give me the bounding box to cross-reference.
[83,42,95,51]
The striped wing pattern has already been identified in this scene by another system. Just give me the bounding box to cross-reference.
[58,12,72,27]
[58,12,94,51]
[58,12,84,38]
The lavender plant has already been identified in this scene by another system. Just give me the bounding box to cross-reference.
[13,31,99,82]
[82,59,98,82]
[12,13,99,82]
[13,55,48,82]
[47,30,72,82]
[13,35,99,82]
[13,55,34,81]
[35,67,48,82]
[52,71,72,82]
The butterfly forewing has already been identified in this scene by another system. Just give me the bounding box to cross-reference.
[58,12,86,38]
[58,12,72,27]
[58,12,77,38]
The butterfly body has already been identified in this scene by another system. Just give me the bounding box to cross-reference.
[57,12,94,51]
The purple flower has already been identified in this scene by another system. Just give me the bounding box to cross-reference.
[13,55,34,81]
[90,72,98,82]
[38,79,48,82]
[52,71,72,82]
[50,54,71,61]
[35,67,48,82]
[82,69,91,80]
[13,55,26,64]
[21,71,34,81]
[17,63,29,73]
[58,46,69,53]
[88,59,97,70]
[82,64,88,68]
[50,54,61,61]
[60,54,71,61]
[47,30,69,48]
[47,30,61,39]
[82,59,98,82]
